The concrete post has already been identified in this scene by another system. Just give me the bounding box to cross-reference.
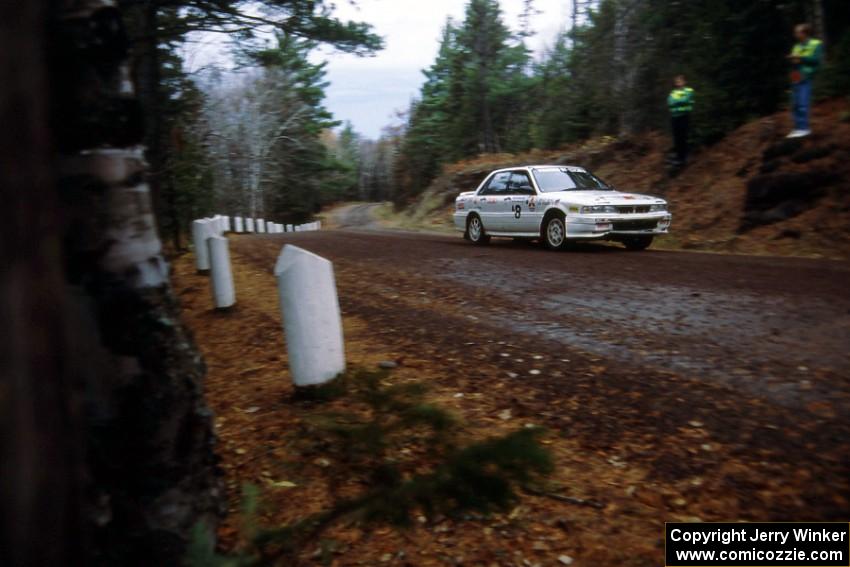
[275,245,345,386]
[209,216,222,236]
[192,219,211,271]
[246,218,255,233]
[208,235,235,309]
[234,216,244,233]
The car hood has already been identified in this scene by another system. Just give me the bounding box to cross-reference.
[544,190,666,206]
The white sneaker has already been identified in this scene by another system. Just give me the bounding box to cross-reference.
[786,129,811,138]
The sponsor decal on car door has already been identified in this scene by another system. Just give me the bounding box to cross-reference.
[478,171,511,230]
[503,171,539,232]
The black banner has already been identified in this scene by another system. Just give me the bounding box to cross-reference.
[666,522,849,566]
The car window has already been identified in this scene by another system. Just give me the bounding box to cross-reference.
[532,168,612,192]
[508,172,534,195]
[480,172,511,195]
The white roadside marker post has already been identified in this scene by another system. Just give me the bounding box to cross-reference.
[257,219,266,233]
[192,219,211,272]
[287,224,293,232]
[234,216,244,233]
[208,235,235,309]
[275,245,345,387]
[223,215,231,233]
[208,216,221,236]
[246,218,255,233]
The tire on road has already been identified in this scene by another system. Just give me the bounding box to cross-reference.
[466,214,490,245]
[541,211,567,250]
[621,235,654,251]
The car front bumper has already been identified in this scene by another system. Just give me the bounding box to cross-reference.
[566,213,672,238]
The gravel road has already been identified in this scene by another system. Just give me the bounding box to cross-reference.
[233,227,850,519]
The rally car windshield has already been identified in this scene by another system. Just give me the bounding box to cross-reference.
[533,168,613,192]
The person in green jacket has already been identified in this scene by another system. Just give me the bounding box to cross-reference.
[787,23,823,138]
[668,74,695,167]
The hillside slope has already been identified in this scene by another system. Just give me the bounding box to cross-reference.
[398,98,850,259]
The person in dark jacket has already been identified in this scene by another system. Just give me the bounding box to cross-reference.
[667,74,695,167]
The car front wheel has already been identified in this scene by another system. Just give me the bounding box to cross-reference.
[543,214,567,250]
[466,214,490,245]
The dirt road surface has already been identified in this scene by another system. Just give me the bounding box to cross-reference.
[176,227,850,565]
[255,228,850,410]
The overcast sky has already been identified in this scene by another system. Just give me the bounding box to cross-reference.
[185,0,573,139]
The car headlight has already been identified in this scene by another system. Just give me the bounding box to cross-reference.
[581,205,617,214]
[649,204,668,212]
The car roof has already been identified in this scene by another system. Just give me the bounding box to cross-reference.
[491,165,584,174]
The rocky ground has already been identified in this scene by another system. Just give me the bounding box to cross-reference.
[173,229,850,566]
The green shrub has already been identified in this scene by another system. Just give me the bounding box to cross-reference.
[187,368,553,566]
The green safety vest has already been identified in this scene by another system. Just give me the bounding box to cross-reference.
[791,38,823,82]
[668,86,695,117]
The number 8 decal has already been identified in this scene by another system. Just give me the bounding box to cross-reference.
[513,205,522,219]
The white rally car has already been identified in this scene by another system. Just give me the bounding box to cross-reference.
[453,165,672,251]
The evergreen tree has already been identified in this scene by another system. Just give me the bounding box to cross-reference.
[393,2,533,205]
[392,0,850,206]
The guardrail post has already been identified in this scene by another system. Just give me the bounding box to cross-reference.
[274,245,345,386]
[192,219,211,272]
[208,235,236,309]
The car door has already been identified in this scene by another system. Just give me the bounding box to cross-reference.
[476,171,511,230]
[502,171,538,233]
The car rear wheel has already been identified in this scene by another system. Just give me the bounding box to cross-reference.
[622,235,654,251]
[466,214,490,245]
[543,214,567,250]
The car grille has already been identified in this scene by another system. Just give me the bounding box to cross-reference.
[612,219,658,231]
[615,205,651,214]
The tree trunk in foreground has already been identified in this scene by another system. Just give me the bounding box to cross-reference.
[0,1,85,565]
[2,2,222,565]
